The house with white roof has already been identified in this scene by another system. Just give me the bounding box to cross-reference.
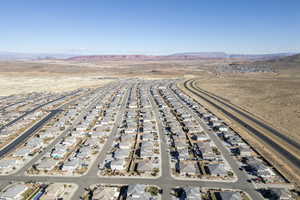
[113,149,130,159]
[0,183,28,200]
[118,140,133,150]
[62,137,77,146]
[109,159,127,171]
[142,133,154,141]
[76,146,92,159]
[62,158,82,171]
[26,137,43,149]
[135,160,154,173]
[0,159,19,169]
[126,184,155,200]
[36,158,58,171]
[13,147,32,157]
[218,125,229,132]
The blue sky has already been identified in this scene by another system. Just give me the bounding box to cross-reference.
[0,0,299,54]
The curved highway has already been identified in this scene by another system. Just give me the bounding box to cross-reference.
[183,79,300,169]
[192,81,300,151]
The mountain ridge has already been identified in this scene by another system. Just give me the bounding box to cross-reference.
[66,52,296,62]
[0,51,297,61]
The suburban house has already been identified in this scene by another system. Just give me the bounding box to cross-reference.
[207,163,228,177]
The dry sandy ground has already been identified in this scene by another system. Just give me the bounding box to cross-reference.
[1,59,299,143]
[0,72,113,96]
[196,71,300,142]
[26,59,224,78]
[0,59,221,96]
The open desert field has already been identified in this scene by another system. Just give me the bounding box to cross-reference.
[195,70,300,142]
[0,72,113,96]
[0,59,225,96]
[1,59,299,142]
[0,61,116,96]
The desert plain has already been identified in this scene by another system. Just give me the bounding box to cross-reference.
[1,58,299,144]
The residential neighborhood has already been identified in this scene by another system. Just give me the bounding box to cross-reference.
[0,182,77,200]
[26,84,127,176]
[0,79,296,199]
[171,187,249,200]
[99,83,161,178]
[83,184,161,200]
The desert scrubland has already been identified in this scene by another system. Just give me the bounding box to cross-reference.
[195,70,300,143]
[0,59,216,95]
[0,73,113,96]
[0,58,299,143]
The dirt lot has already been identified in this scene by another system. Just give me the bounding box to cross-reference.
[195,71,300,142]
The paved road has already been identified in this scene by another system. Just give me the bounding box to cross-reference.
[86,86,132,177]
[170,83,263,200]
[0,100,25,112]
[0,91,80,131]
[0,90,87,158]
[149,87,173,200]
[0,109,62,158]
[0,81,283,200]
[15,88,112,176]
[193,81,300,151]
[0,95,54,112]
[72,85,133,199]
[184,80,300,169]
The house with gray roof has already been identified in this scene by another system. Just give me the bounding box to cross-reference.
[216,191,242,200]
[136,160,154,173]
[268,188,292,200]
[62,158,82,171]
[207,163,228,176]
[184,187,202,200]
[177,161,199,175]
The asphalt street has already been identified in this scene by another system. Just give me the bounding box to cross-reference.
[0,91,79,131]
[170,84,263,200]
[0,109,62,158]
[185,80,300,169]
[0,82,277,200]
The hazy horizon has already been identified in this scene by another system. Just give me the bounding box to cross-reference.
[0,50,297,57]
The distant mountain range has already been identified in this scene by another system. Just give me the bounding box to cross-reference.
[66,52,296,61]
[229,53,295,60]
[0,51,78,60]
[169,52,228,58]
[0,51,297,61]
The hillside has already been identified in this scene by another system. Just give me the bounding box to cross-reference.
[215,53,300,73]
[246,53,300,71]
[269,53,300,68]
